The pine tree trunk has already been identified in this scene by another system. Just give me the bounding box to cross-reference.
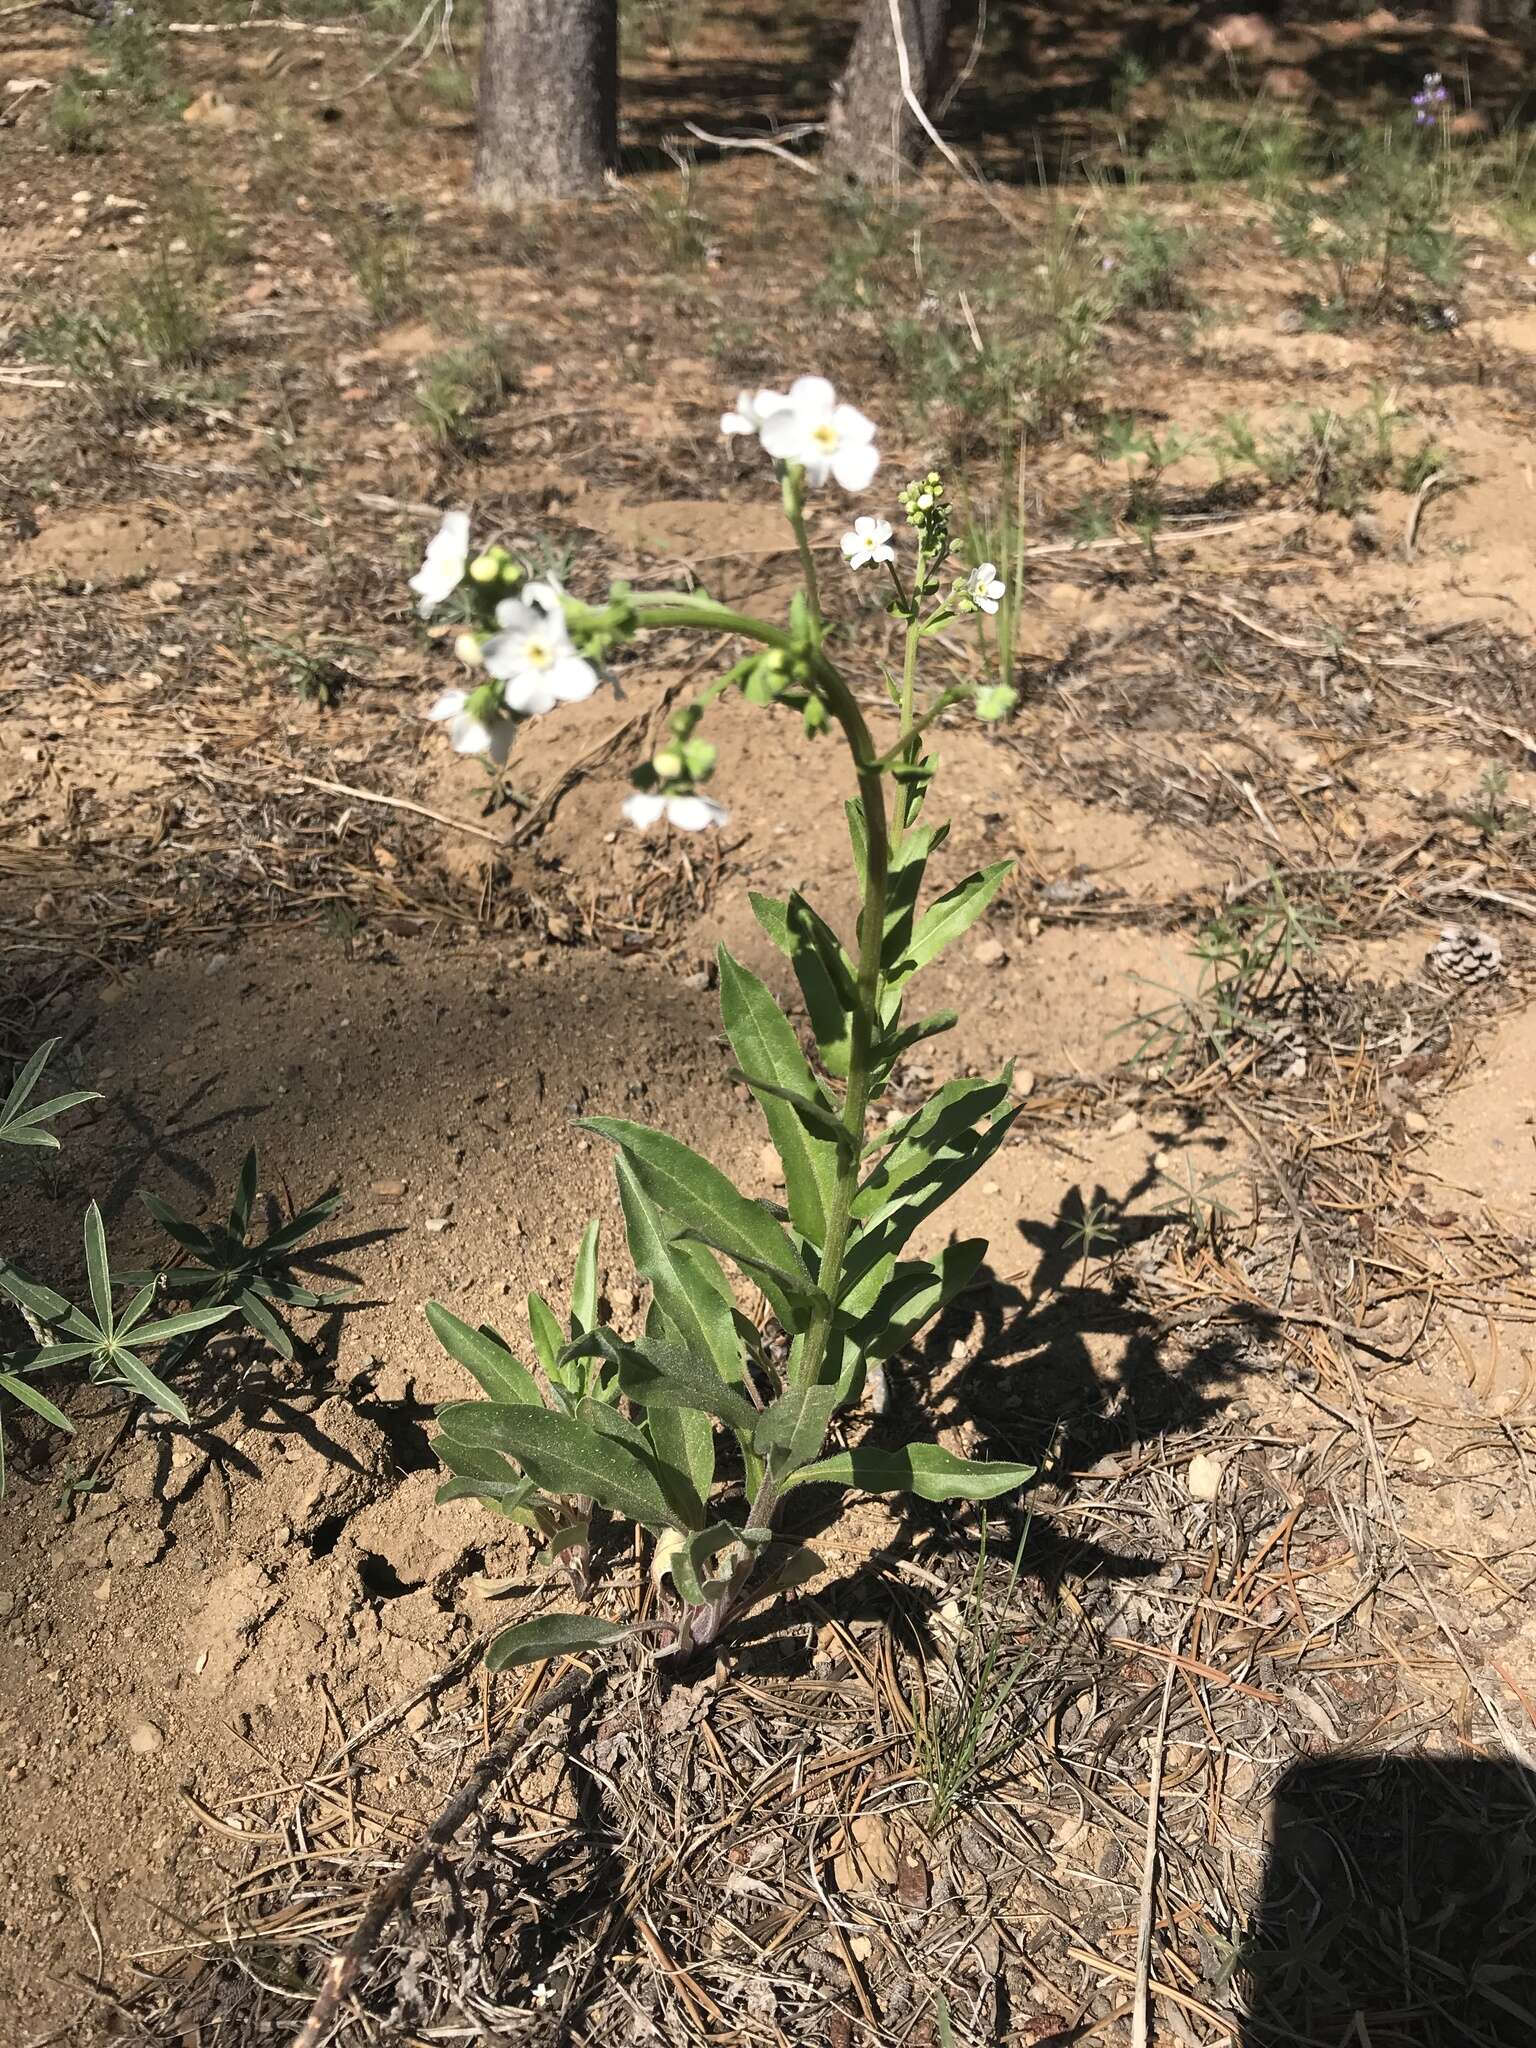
[474,0,618,206]
[825,0,955,184]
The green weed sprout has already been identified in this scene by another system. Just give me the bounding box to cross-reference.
[413,377,1035,1667]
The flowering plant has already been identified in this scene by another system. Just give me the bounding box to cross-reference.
[414,382,1032,1665]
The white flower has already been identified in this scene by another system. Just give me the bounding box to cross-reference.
[623,791,729,832]
[961,561,1006,614]
[428,689,516,766]
[481,582,598,716]
[720,386,789,439]
[759,376,879,491]
[841,516,896,569]
[409,510,470,617]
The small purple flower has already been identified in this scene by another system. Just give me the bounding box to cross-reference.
[1412,71,1450,126]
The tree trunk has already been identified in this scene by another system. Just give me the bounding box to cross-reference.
[825,0,955,185]
[474,0,618,206]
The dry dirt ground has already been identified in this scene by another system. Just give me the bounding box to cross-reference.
[7,4,1536,2045]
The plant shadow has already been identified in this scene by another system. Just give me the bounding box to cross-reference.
[1240,1754,1536,2047]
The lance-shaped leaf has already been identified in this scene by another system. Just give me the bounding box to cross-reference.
[663,1523,746,1606]
[437,1401,686,1531]
[719,946,842,1245]
[841,1238,987,1365]
[755,1380,841,1476]
[570,1220,600,1337]
[842,1105,1020,1300]
[485,1613,632,1672]
[426,1302,543,1407]
[784,1442,1036,1502]
[855,1075,1014,1222]
[0,1039,99,1151]
[527,1290,567,1383]
[434,1437,541,1523]
[749,890,858,1079]
[880,821,945,973]
[0,1373,73,1435]
[576,1392,705,1530]
[582,1118,817,1330]
[894,862,1012,982]
[610,1333,760,1437]
[615,1159,743,1386]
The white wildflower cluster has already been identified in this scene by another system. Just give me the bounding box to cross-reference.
[410,513,598,768]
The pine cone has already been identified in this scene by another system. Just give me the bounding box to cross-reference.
[1428,922,1503,984]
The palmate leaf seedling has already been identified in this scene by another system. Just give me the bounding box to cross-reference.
[0,1038,99,1154]
[134,1146,351,1362]
[0,1204,232,1493]
[410,378,1038,1672]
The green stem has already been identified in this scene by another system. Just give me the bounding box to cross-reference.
[782,467,823,632]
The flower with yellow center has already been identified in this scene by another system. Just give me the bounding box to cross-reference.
[481,580,598,716]
[758,376,879,491]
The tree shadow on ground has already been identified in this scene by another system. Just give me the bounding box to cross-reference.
[1240,1754,1536,2047]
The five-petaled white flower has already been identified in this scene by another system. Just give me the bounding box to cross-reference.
[481,580,598,716]
[623,791,729,833]
[410,510,470,617]
[841,516,896,570]
[428,689,517,766]
[759,376,879,491]
[961,562,1006,614]
[720,387,789,440]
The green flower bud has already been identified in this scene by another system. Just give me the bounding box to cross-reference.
[975,682,1018,722]
[468,547,507,584]
[454,631,485,668]
[680,737,716,780]
[652,747,685,783]
[802,695,828,737]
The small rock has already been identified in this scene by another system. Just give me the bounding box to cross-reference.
[1013,1069,1036,1098]
[424,1215,452,1233]
[1186,1452,1224,1502]
[757,1141,785,1188]
[1403,1110,1430,1137]
[1273,305,1306,335]
[973,937,1008,969]
[127,1721,164,1756]
[371,1178,408,1199]
[1108,1108,1141,1137]
[147,577,183,604]
[32,892,57,923]
[404,1700,433,1734]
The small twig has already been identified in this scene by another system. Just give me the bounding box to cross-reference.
[682,121,823,174]
[1131,1641,1179,2048]
[252,762,510,847]
[289,1661,595,2048]
[163,15,363,31]
[1403,468,1456,562]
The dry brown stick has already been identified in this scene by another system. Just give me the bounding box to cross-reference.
[251,762,509,847]
[289,1661,593,2048]
[1131,1640,1179,2048]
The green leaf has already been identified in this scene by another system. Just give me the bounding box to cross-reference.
[582,1117,815,1331]
[83,1203,113,1337]
[612,1337,760,1436]
[111,1353,191,1425]
[755,1381,840,1475]
[749,891,858,1080]
[2,1041,55,1125]
[426,1302,543,1407]
[570,1220,600,1337]
[854,1076,1013,1221]
[139,1193,217,1258]
[0,1373,74,1434]
[114,1282,158,1336]
[437,1402,684,1531]
[665,1523,743,1606]
[0,1125,65,1152]
[238,1287,294,1360]
[842,1238,987,1364]
[899,862,1013,980]
[229,1148,259,1239]
[880,821,943,974]
[843,1107,1019,1298]
[527,1290,568,1385]
[645,1405,716,1530]
[784,1442,1036,1502]
[261,1188,344,1257]
[876,1010,957,1071]
[0,1262,76,1329]
[615,1161,743,1386]
[485,1613,631,1671]
[575,1394,705,1530]
[127,1304,237,1346]
[719,947,841,1246]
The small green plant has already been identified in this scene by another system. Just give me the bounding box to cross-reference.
[912,1526,1031,1831]
[637,146,713,270]
[0,1041,98,1156]
[89,10,173,105]
[1216,396,1444,515]
[1149,99,1314,196]
[414,334,515,452]
[1123,875,1328,1075]
[1159,1157,1238,1248]
[133,1146,349,1363]
[1459,764,1523,840]
[334,215,421,326]
[1062,1196,1119,1290]
[1100,204,1197,311]
[46,75,109,154]
[958,450,1027,706]
[418,58,475,113]
[1,1207,231,1489]
[814,189,918,313]
[409,387,1035,1668]
[1271,121,1462,321]
[123,253,215,369]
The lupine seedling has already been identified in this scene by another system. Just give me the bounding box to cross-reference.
[411,376,1036,1668]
